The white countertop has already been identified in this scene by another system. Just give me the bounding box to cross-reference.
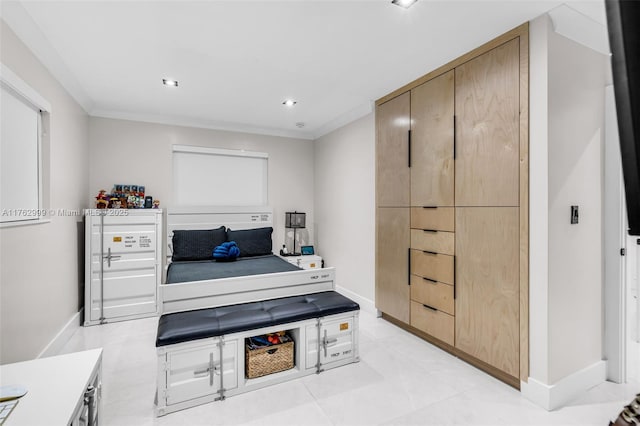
[0,349,102,425]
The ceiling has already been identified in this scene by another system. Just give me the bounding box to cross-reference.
[0,0,607,140]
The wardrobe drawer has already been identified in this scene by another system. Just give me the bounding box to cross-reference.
[410,276,454,315]
[411,229,454,255]
[411,207,454,232]
[410,250,454,284]
[410,301,454,346]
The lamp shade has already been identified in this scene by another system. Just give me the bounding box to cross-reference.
[285,212,306,229]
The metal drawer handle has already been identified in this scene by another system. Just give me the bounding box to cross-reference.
[423,277,437,284]
[193,368,210,377]
[422,206,438,209]
[102,248,121,267]
[193,353,216,386]
[423,251,438,256]
[322,330,339,357]
[194,364,221,377]
[324,337,338,347]
[422,304,438,312]
[423,229,438,233]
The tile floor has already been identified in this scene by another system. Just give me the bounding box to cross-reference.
[59,310,639,426]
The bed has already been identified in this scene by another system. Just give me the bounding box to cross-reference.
[159,206,336,315]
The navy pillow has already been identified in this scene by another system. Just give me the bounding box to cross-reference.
[226,227,273,257]
[172,227,226,261]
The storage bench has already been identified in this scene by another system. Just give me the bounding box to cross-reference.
[155,291,360,416]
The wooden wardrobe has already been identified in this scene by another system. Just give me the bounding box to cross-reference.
[375,24,529,387]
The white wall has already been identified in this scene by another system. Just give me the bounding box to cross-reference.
[547,28,606,383]
[89,117,315,253]
[314,113,375,308]
[529,14,551,385]
[525,13,608,408]
[0,20,90,363]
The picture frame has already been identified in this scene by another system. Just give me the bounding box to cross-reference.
[301,245,314,255]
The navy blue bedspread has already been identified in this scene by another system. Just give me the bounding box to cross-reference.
[166,254,302,284]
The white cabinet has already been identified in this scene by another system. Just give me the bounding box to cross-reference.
[84,209,163,326]
[165,339,238,406]
[305,315,358,371]
[282,255,322,270]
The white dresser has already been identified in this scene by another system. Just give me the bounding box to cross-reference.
[0,349,102,426]
[281,254,323,270]
[84,209,163,326]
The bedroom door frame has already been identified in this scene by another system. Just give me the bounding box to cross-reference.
[604,84,627,383]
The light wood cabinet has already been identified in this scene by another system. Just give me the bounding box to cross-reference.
[376,24,528,388]
[455,39,520,207]
[410,275,454,315]
[410,300,455,346]
[376,92,410,207]
[410,250,454,284]
[411,207,455,232]
[455,207,520,378]
[411,70,455,207]
[410,229,455,256]
[375,208,410,323]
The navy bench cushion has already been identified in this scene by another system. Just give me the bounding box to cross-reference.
[156,291,360,347]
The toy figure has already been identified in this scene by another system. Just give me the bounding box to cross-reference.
[95,190,109,209]
[152,199,160,209]
[111,199,121,209]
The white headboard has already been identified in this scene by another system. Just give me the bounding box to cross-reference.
[166,206,273,262]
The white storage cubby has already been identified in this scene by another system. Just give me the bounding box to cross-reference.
[84,209,163,326]
[156,311,359,417]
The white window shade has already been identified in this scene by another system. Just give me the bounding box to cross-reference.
[1,63,51,225]
[173,145,268,206]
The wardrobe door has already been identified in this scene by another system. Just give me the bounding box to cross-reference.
[455,207,519,378]
[376,92,411,207]
[455,39,519,207]
[376,207,410,323]
[410,70,455,207]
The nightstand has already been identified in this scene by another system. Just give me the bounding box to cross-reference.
[281,254,323,270]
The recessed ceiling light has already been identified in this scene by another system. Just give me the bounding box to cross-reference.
[282,99,297,107]
[391,0,417,8]
[163,79,179,87]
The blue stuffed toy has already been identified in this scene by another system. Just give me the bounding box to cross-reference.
[213,241,240,261]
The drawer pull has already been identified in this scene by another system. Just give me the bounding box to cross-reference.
[407,248,411,286]
[422,304,438,312]
[423,277,437,284]
[422,206,438,209]
[193,368,210,377]
[423,250,438,256]
[423,229,438,233]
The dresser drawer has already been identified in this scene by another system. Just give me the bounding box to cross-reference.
[410,301,454,346]
[411,207,454,232]
[410,250,454,284]
[410,275,454,315]
[411,229,454,255]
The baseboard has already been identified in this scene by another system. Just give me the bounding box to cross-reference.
[335,285,376,315]
[38,308,83,358]
[521,360,607,410]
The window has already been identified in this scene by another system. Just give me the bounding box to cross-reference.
[0,64,50,225]
[172,145,268,206]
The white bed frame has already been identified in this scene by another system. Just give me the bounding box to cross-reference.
[160,206,335,314]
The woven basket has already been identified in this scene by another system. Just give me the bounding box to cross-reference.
[245,340,294,379]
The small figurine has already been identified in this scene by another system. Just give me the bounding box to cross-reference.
[95,190,109,209]
[152,199,160,209]
[111,199,121,209]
